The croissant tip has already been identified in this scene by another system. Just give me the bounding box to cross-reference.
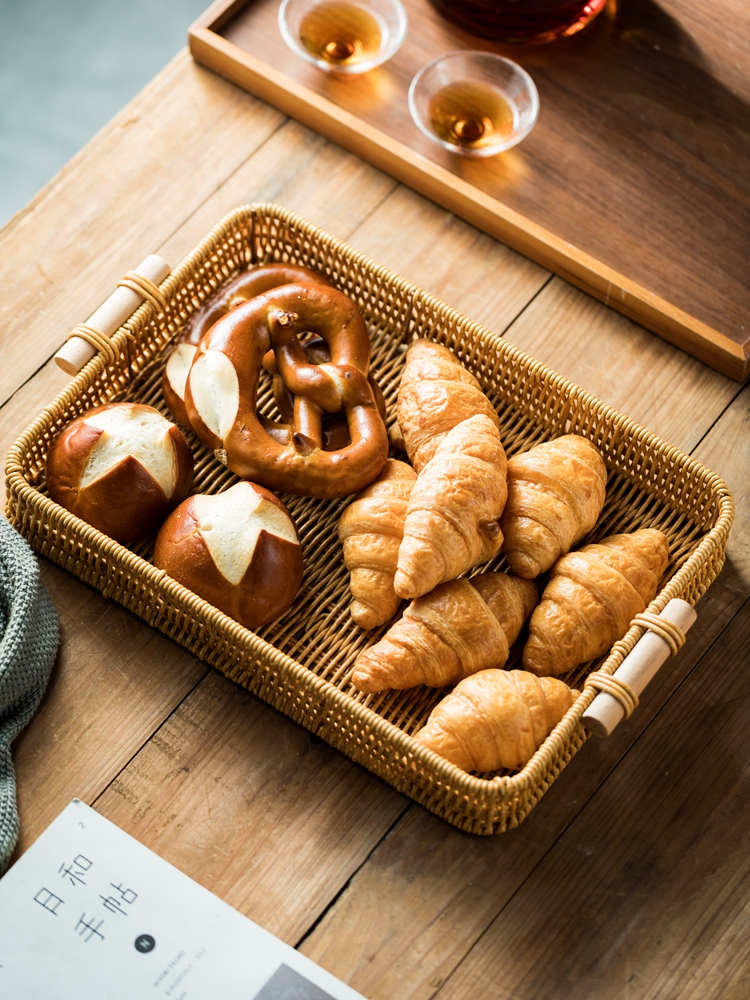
[412,728,437,753]
[521,653,553,677]
[507,553,542,579]
[393,572,417,600]
[412,730,431,752]
[350,669,382,694]
[351,603,381,631]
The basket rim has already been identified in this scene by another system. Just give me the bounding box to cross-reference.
[4,200,735,805]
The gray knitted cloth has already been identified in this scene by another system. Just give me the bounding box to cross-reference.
[0,517,59,872]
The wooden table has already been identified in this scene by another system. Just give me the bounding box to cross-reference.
[3,48,749,1000]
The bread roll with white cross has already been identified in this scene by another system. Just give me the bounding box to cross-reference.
[46,402,193,543]
[153,481,303,630]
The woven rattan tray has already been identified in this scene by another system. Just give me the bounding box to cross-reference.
[5,204,734,834]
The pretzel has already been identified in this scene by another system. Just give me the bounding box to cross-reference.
[162,263,332,428]
[264,335,387,452]
[184,283,390,498]
[179,263,332,347]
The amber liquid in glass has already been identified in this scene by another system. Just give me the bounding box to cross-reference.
[427,80,515,152]
[298,1,383,66]
[428,0,608,43]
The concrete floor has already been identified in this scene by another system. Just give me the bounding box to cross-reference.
[0,0,207,228]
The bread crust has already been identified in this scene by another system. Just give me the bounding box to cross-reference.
[338,459,417,629]
[351,571,537,693]
[500,434,607,579]
[184,284,388,498]
[523,528,670,676]
[414,669,574,772]
[153,483,303,631]
[394,414,508,600]
[46,403,193,543]
[396,340,500,473]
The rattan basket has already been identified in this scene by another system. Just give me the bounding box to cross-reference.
[5,204,734,834]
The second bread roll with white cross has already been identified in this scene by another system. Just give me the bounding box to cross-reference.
[153,480,303,631]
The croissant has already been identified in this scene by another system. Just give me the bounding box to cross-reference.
[500,434,607,579]
[397,339,500,473]
[338,459,417,630]
[394,414,508,601]
[523,528,670,677]
[351,571,537,693]
[414,669,574,772]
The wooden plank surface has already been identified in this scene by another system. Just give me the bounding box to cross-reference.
[349,197,740,454]
[94,669,406,944]
[501,279,742,455]
[11,566,208,856]
[3,40,749,1000]
[188,0,750,377]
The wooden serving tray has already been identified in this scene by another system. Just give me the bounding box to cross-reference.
[188,0,750,381]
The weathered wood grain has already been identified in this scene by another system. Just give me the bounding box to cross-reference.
[337,183,550,334]
[94,668,406,945]
[690,381,750,601]
[157,117,398,264]
[501,278,740,454]
[431,595,750,1000]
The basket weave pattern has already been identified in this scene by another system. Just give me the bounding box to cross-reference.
[5,205,734,834]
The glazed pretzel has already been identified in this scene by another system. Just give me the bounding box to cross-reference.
[184,283,390,498]
[263,335,387,452]
[179,263,332,347]
[162,263,332,429]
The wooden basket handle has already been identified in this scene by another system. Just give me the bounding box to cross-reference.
[581,598,697,738]
[54,255,171,376]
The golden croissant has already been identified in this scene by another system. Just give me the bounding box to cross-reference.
[500,434,607,579]
[351,571,537,693]
[397,339,500,473]
[394,414,508,601]
[414,669,574,772]
[338,459,417,630]
[523,528,670,676]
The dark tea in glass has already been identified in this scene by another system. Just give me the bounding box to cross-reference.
[428,0,608,43]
